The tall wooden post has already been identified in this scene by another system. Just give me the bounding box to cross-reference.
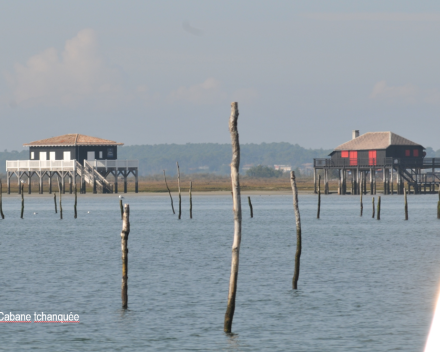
[49,173,52,194]
[74,180,77,219]
[114,170,118,194]
[0,179,4,219]
[163,170,175,214]
[39,173,43,194]
[176,162,181,220]
[377,196,381,220]
[189,181,193,219]
[372,197,375,218]
[119,198,124,220]
[54,193,57,213]
[121,204,130,309]
[360,189,363,216]
[62,174,66,194]
[69,175,72,194]
[224,102,242,334]
[391,168,394,195]
[7,172,10,195]
[404,188,408,220]
[58,177,63,220]
[134,170,138,193]
[20,182,24,219]
[123,172,127,194]
[18,174,21,195]
[291,171,302,290]
[317,175,321,219]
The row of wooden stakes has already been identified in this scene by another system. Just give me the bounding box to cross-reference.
[0,177,76,220]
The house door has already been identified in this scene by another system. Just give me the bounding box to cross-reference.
[63,151,71,161]
[87,151,95,161]
[40,152,47,161]
[369,150,377,165]
[49,152,56,161]
[349,151,358,166]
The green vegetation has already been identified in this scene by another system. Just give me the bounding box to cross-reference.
[246,165,284,178]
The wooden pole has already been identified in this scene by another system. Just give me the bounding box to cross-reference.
[20,182,24,219]
[177,162,181,220]
[317,175,321,219]
[291,171,302,290]
[121,204,130,309]
[377,196,381,220]
[54,193,57,213]
[247,196,253,218]
[58,177,63,220]
[163,170,175,214]
[437,188,440,219]
[74,180,77,219]
[0,179,4,219]
[360,191,363,216]
[372,197,375,218]
[224,102,242,334]
[120,199,123,220]
[189,181,193,219]
[404,188,408,220]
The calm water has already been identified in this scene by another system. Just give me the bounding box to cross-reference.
[0,193,440,351]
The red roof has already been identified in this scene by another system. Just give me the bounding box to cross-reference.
[23,134,123,147]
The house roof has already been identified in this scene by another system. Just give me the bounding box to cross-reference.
[333,132,423,152]
[23,134,124,147]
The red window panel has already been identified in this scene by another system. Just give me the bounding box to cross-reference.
[368,150,377,165]
[349,151,358,166]
[413,149,419,157]
[341,151,349,158]
[405,150,410,157]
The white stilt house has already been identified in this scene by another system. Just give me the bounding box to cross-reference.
[6,134,139,194]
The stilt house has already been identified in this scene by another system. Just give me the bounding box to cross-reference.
[6,134,139,195]
[314,130,438,195]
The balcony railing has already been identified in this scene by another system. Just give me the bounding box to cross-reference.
[314,157,440,168]
[6,160,76,171]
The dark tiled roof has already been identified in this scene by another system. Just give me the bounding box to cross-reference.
[333,132,423,151]
[23,134,124,146]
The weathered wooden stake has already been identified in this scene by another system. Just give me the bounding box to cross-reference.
[291,171,302,290]
[58,177,63,220]
[189,181,193,219]
[119,199,123,220]
[121,204,130,309]
[360,191,363,216]
[0,179,4,219]
[377,196,381,220]
[54,193,57,213]
[224,102,242,334]
[177,162,181,220]
[317,175,321,219]
[372,197,375,218]
[163,170,175,214]
[404,188,408,220]
[74,181,77,219]
[437,188,440,219]
[247,196,253,218]
[20,181,24,219]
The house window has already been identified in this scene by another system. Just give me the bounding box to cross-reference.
[50,152,56,161]
[341,151,349,158]
[349,151,358,166]
[31,152,34,160]
[413,149,419,157]
[368,150,377,165]
[99,151,103,159]
[40,152,47,161]
[405,150,410,157]
[63,151,71,161]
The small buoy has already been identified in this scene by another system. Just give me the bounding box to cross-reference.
[33,212,38,215]
[119,195,124,199]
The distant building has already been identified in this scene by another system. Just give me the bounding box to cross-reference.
[274,165,291,172]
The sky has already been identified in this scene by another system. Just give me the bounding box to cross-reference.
[2,0,440,151]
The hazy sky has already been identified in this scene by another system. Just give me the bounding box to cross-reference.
[2,1,440,151]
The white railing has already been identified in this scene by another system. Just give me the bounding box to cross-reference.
[6,160,76,171]
[84,160,139,169]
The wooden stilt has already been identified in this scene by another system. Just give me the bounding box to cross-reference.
[177,162,181,220]
[121,204,130,309]
[135,170,138,193]
[391,168,394,195]
[114,170,118,194]
[20,182,24,219]
[18,173,21,195]
[39,172,44,194]
[314,168,317,194]
[404,188,408,220]
[49,172,52,194]
[224,102,242,334]
[69,175,72,194]
[7,172,10,195]
[123,171,127,194]
[317,175,321,219]
[28,172,31,194]
[0,179,4,219]
[291,171,302,290]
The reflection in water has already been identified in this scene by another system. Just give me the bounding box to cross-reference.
[425,289,440,352]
